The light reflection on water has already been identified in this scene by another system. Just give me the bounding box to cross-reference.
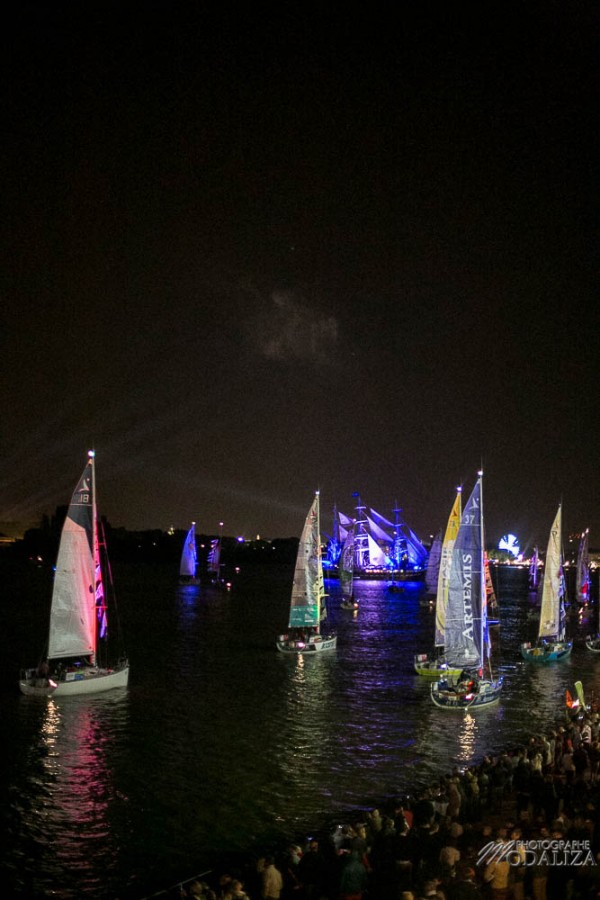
[2,564,600,898]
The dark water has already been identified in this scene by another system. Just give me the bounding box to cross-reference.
[1,560,599,899]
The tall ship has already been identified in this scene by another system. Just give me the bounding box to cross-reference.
[326,495,428,580]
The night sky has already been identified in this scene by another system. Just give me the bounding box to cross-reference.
[2,3,598,548]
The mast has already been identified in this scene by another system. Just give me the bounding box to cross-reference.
[353,492,369,570]
[479,471,490,676]
[90,449,98,665]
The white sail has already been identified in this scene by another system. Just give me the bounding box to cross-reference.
[288,492,323,630]
[434,488,462,647]
[538,505,565,640]
[366,533,391,568]
[48,506,96,660]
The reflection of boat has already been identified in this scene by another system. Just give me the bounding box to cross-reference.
[339,525,359,610]
[20,452,129,697]
[415,488,462,678]
[521,504,572,663]
[179,522,200,585]
[431,472,503,709]
[276,492,337,654]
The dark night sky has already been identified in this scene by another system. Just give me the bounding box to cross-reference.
[1,3,598,547]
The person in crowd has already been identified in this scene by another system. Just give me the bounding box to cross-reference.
[257,856,284,900]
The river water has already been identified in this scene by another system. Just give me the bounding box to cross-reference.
[1,559,599,899]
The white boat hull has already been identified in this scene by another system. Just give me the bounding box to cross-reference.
[431,676,503,710]
[276,635,337,654]
[19,663,129,698]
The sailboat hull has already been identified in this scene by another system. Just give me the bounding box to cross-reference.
[521,641,572,663]
[431,676,504,709]
[276,635,337,654]
[414,654,462,678]
[19,663,130,697]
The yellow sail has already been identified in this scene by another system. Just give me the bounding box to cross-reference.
[434,487,462,647]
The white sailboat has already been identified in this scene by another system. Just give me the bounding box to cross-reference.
[179,522,200,584]
[339,524,358,610]
[430,472,504,709]
[20,451,129,697]
[276,492,337,653]
[521,504,572,663]
[415,487,462,678]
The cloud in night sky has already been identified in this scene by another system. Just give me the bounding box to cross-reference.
[256,291,338,365]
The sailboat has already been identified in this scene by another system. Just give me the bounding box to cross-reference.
[19,451,129,697]
[528,547,540,593]
[521,504,572,663]
[415,487,462,678]
[179,522,200,584]
[430,472,504,709]
[276,492,337,653]
[339,524,359,610]
[576,528,591,605]
[485,553,500,626]
[207,522,225,586]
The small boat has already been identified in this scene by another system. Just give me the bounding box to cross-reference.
[415,487,462,678]
[19,451,129,697]
[431,472,503,709]
[339,524,359,610]
[276,492,337,653]
[521,504,572,663]
[180,522,201,585]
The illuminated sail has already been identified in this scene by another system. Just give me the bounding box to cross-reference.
[444,476,485,668]
[180,523,198,578]
[366,532,391,567]
[538,505,565,640]
[339,525,355,600]
[207,537,221,575]
[288,493,323,629]
[434,488,462,647]
[48,455,98,662]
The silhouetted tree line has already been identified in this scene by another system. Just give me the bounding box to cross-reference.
[5,513,300,569]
